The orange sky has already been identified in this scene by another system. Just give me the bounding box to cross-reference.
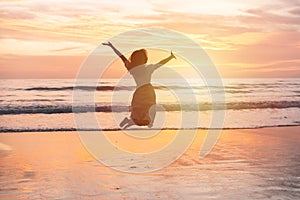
[0,0,299,78]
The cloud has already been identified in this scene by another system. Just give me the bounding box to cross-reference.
[0,0,299,78]
[242,8,300,26]
[0,38,95,56]
[289,7,300,16]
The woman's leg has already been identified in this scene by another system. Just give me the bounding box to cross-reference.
[148,105,156,128]
[120,117,135,129]
[119,117,129,127]
[123,118,135,129]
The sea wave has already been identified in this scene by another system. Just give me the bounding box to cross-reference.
[21,85,204,91]
[22,86,121,91]
[0,101,300,115]
[18,85,254,92]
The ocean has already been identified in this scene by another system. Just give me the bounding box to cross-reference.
[0,78,300,132]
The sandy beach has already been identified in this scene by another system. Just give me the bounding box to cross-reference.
[0,126,299,199]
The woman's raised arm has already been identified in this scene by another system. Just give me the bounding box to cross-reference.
[153,51,176,70]
[102,42,130,68]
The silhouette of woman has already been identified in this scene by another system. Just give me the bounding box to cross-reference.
[102,42,176,129]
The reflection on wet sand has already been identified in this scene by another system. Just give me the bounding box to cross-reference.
[0,127,299,199]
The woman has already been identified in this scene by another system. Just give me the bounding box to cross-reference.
[102,41,176,129]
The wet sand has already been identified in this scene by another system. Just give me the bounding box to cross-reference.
[0,127,299,199]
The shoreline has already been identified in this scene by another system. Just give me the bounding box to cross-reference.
[0,124,300,133]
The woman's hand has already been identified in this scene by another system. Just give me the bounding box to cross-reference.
[170,51,176,59]
[102,41,112,47]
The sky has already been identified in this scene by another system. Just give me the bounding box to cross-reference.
[0,0,299,78]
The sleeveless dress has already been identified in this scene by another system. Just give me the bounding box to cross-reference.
[129,64,158,126]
